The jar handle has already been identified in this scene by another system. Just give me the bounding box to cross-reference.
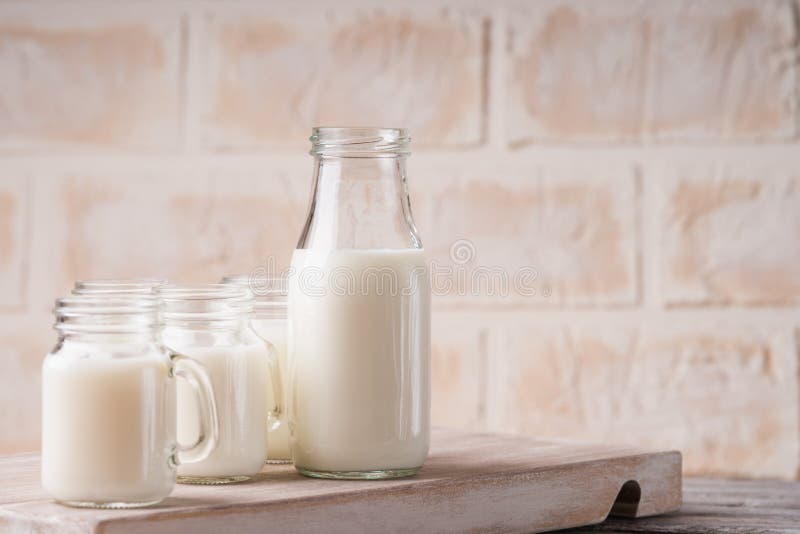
[250,324,283,430]
[169,350,219,465]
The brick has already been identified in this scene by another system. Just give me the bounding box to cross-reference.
[176,170,308,277]
[32,171,307,309]
[0,13,182,151]
[507,0,796,144]
[0,177,29,309]
[416,167,638,306]
[506,1,647,143]
[431,314,483,429]
[486,321,799,478]
[662,169,800,305]
[196,9,484,149]
[0,313,53,454]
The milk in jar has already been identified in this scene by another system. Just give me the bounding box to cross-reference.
[223,274,291,462]
[252,317,290,460]
[158,284,276,484]
[42,349,175,504]
[171,345,268,478]
[41,295,218,508]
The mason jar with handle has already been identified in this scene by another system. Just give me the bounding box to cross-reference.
[288,127,431,480]
[41,294,219,508]
[158,284,282,484]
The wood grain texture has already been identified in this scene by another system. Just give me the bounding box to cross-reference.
[0,428,681,533]
[571,477,800,533]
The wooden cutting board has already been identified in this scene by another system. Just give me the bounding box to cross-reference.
[0,428,681,533]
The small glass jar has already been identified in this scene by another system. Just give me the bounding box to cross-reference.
[157,284,282,484]
[72,278,167,295]
[41,295,218,508]
[222,274,290,463]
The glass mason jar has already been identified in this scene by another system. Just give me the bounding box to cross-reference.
[41,295,218,508]
[288,127,431,479]
[222,274,290,463]
[157,284,282,484]
[72,278,167,295]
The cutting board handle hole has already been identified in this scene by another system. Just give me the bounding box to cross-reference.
[609,480,641,518]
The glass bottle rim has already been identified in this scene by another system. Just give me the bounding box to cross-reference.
[310,126,410,157]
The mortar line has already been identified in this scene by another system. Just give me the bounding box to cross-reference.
[477,327,489,430]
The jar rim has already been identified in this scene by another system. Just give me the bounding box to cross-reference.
[156,284,254,324]
[310,126,410,157]
[221,274,287,319]
[221,274,288,297]
[54,294,160,334]
[56,294,159,312]
[156,283,249,301]
[73,278,166,294]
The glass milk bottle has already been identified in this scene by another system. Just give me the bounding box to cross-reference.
[222,274,290,463]
[41,295,218,508]
[288,127,431,479]
[158,284,282,484]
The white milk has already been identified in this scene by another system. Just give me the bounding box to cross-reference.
[171,343,269,479]
[251,318,291,461]
[288,248,430,474]
[41,345,175,504]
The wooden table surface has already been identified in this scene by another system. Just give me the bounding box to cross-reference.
[0,428,681,533]
[1,428,792,533]
[569,477,800,533]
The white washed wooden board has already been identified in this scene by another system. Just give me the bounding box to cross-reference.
[0,428,681,533]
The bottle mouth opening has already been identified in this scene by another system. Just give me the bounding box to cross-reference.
[310,127,410,157]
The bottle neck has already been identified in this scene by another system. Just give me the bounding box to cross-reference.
[298,155,421,250]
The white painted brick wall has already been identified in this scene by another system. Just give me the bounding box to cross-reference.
[0,0,797,479]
